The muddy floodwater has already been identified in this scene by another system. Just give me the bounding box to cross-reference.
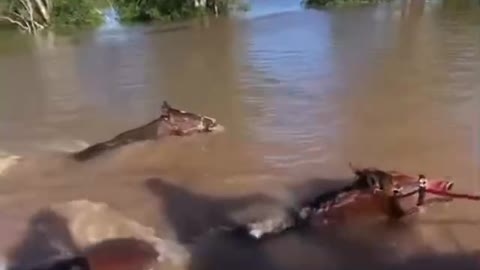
[1,0,480,269]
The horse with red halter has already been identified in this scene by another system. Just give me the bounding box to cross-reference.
[241,166,480,240]
[13,167,480,270]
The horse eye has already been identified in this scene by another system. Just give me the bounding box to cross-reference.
[367,176,376,186]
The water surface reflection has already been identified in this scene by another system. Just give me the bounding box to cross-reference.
[1,0,480,268]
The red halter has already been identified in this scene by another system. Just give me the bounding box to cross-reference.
[394,175,480,208]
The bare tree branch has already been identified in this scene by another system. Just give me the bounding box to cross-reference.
[18,0,30,14]
[11,11,26,19]
[0,15,29,32]
[32,19,45,30]
[43,0,52,13]
[33,0,50,24]
[25,0,36,33]
[1,0,49,33]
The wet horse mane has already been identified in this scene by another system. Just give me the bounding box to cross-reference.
[301,167,397,211]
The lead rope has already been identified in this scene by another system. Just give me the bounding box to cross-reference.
[473,89,479,200]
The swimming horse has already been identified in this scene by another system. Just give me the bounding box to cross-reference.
[240,166,480,240]
[16,167,480,270]
[71,101,225,161]
[12,102,225,270]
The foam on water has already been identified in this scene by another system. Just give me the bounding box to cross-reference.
[0,139,90,176]
[4,200,190,270]
[0,151,21,177]
[50,199,191,265]
[34,139,90,153]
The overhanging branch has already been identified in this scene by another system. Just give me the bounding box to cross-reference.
[0,15,29,31]
[32,0,50,24]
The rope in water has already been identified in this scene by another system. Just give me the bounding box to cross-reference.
[425,188,480,201]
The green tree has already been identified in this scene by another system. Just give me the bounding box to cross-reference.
[112,0,248,23]
[0,0,102,33]
[51,0,103,28]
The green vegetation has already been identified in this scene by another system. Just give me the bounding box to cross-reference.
[112,0,195,22]
[0,0,248,33]
[303,0,389,8]
[51,0,103,28]
[0,0,103,33]
[112,0,249,23]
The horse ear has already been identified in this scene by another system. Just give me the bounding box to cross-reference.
[161,101,171,115]
[348,162,362,175]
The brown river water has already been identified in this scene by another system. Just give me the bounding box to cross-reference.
[1,0,480,269]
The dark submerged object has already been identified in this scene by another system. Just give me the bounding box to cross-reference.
[235,166,479,240]
[71,101,224,161]
[16,257,89,270]
[16,238,159,270]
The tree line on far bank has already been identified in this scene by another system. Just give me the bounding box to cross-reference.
[0,0,248,34]
[3,0,471,34]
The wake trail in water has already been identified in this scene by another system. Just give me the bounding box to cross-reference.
[0,139,92,177]
[0,150,21,177]
[36,139,91,153]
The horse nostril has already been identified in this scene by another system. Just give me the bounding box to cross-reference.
[207,122,217,131]
[446,182,454,191]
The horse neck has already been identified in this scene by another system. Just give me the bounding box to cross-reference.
[303,186,348,211]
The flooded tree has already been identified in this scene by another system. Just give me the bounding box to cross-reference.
[0,0,247,33]
[0,0,102,33]
[0,0,50,33]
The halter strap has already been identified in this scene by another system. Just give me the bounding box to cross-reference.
[392,175,427,207]
[417,175,427,206]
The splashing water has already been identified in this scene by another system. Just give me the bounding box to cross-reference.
[0,151,21,177]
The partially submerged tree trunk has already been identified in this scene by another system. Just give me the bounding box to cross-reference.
[194,0,207,8]
[0,0,50,33]
[32,0,51,24]
[195,0,221,16]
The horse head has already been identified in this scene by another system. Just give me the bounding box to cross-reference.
[160,101,225,135]
[308,166,459,225]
